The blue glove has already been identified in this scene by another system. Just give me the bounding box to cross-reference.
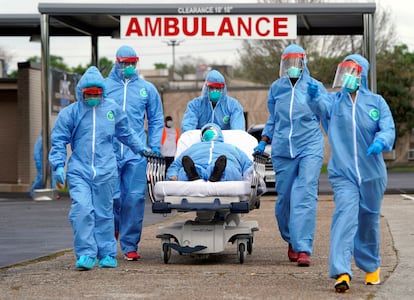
[367,140,385,156]
[307,81,319,99]
[36,162,41,170]
[140,147,151,157]
[55,166,66,184]
[151,147,162,157]
[253,141,267,155]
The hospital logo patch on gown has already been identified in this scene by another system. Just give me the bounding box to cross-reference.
[223,115,230,124]
[107,111,115,121]
[369,109,379,121]
[140,88,148,98]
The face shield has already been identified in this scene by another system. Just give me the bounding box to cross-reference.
[82,87,103,107]
[116,56,139,78]
[332,60,362,93]
[201,125,219,142]
[205,81,225,103]
[279,52,305,78]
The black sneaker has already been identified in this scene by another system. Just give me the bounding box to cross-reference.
[182,155,200,181]
[209,155,227,182]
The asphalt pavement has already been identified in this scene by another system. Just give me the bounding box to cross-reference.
[0,172,413,299]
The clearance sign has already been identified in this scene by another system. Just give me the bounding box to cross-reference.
[120,14,297,40]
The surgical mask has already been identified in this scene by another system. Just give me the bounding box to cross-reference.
[287,67,302,78]
[166,120,173,127]
[202,129,217,142]
[343,73,359,93]
[123,65,136,78]
[209,89,222,103]
[85,98,100,107]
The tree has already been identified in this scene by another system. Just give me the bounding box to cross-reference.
[235,0,397,85]
[174,55,207,80]
[377,44,414,138]
[154,63,168,69]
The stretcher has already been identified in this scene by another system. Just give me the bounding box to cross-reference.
[147,129,267,264]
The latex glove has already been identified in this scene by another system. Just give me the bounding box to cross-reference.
[151,147,162,157]
[253,141,267,156]
[367,140,385,156]
[55,166,66,184]
[140,147,151,157]
[307,81,319,99]
[36,162,41,170]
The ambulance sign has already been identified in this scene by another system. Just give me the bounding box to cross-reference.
[120,15,297,40]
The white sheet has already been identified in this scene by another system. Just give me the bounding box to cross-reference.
[154,180,251,202]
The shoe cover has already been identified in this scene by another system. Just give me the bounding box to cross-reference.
[98,256,118,268]
[76,255,96,270]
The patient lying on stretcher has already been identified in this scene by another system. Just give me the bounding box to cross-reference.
[166,123,253,182]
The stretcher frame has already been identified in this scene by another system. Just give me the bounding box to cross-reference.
[146,130,267,264]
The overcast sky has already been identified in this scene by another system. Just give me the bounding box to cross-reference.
[0,0,412,72]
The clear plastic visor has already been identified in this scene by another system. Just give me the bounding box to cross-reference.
[332,61,362,88]
[279,53,305,77]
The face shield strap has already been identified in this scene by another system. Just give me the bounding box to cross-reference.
[205,81,225,89]
[82,87,103,95]
[116,56,139,63]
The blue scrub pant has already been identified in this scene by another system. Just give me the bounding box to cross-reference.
[329,176,386,278]
[114,157,147,254]
[272,154,323,255]
[68,175,117,260]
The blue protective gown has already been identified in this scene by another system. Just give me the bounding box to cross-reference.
[181,70,245,132]
[167,123,252,181]
[261,44,326,255]
[30,133,57,197]
[30,134,43,197]
[307,54,395,278]
[49,66,145,260]
[104,46,164,255]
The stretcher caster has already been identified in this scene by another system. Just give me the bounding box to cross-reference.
[247,236,253,255]
[238,240,247,264]
[162,241,171,264]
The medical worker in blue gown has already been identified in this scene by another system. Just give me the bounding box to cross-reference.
[254,44,327,267]
[105,45,164,261]
[49,66,147,270]
[307,54,395,293]
[181,69,246,132]
[167,123,252,182]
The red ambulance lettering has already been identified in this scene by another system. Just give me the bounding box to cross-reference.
[274,17,288,36]
[125,17,143,37]
[182,17,198,36]
[201,17,215,36]
[145,17,162,36]
[164,17,179,36]
[217,17,235,36]
[238,17,252,36]
[256,17,270,37]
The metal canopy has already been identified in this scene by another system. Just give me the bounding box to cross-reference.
[0,3,376,37]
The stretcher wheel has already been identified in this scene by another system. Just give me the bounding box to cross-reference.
[247,237,253,255]
[162,243,171,264]
[238,242,246,264]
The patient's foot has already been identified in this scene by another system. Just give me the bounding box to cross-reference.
[182,155,200,181]
[209,155,227,182]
